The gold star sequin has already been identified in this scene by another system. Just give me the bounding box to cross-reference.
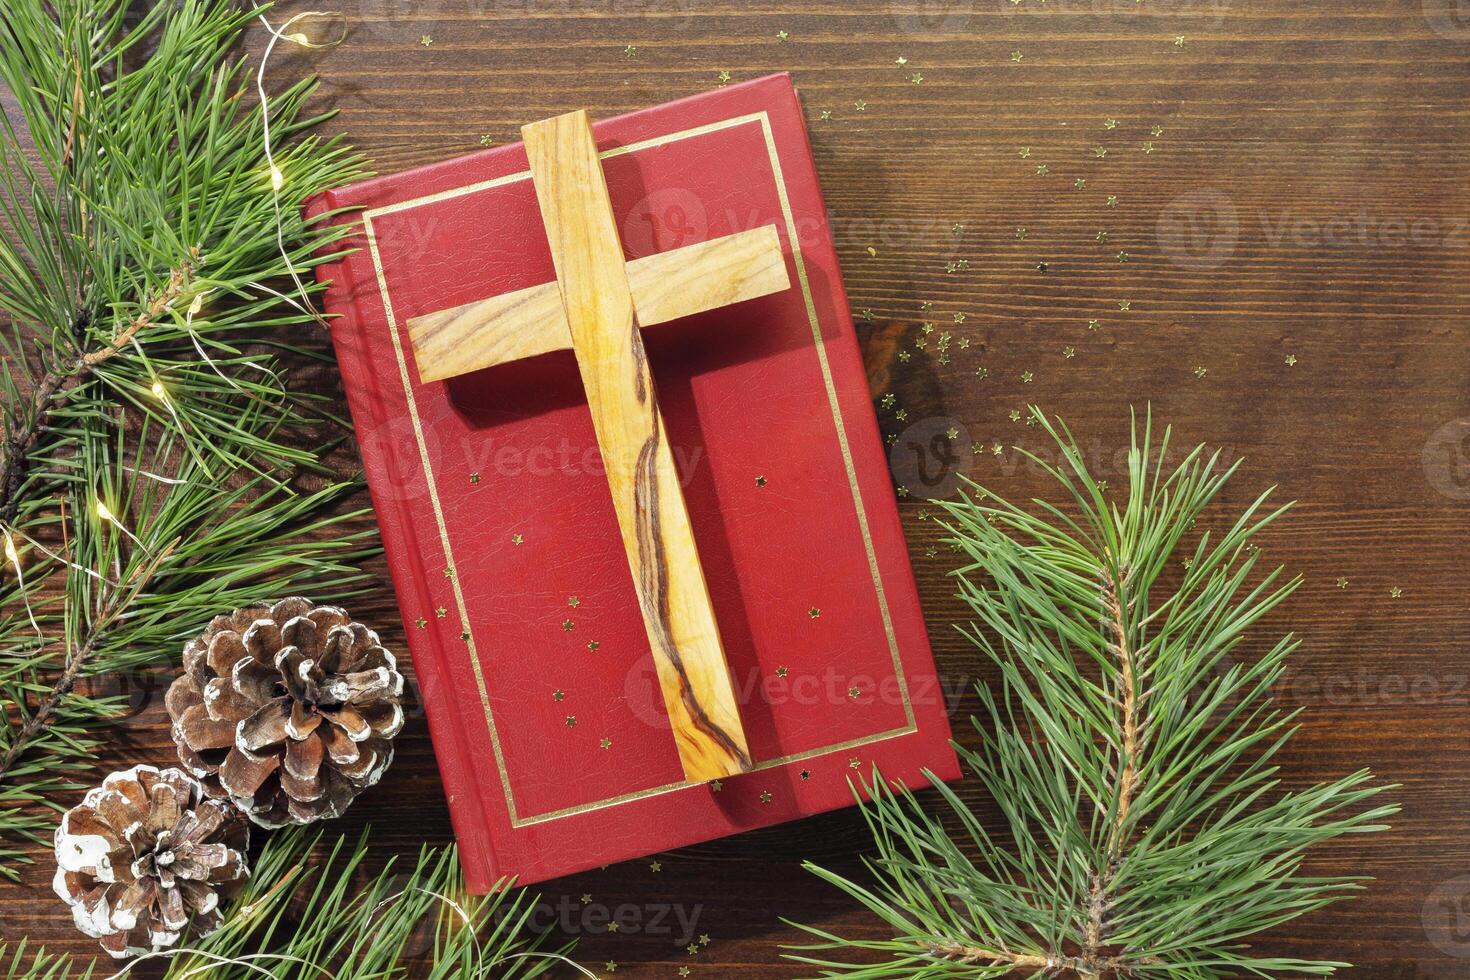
[605,963,617,974]
[587,639,599,651]
[1104,118,1118,130]
[479,135,494,147]
[581,894,592,905]
[776,29,790,41]
[910,72,924,84]
[776,665,789,677]
[1175,35,1186,46]
[435,606,447,618]
[1117,251,1131,263]
[686,944,698,956]
[1064,346,1076,359]
[974,366,988,379]
[991,443,1003,455]
[700,935,711,946]
[1010,50,1024,62]
[1096,231,1110,243]
[443,565,454,578]
[1021,371,1034,383]
[895,409,909,421]
[808,606,821,619]
[460,629,470,641]
[800,769,812,780]
[847,686,861,700]
[512,533,523,545]
[710,780,723,792]
[952,223,965,236]
[415,617,428,629]
[679,970,691,978]
[853,99,867,111]
[1152,125,1165,137]
[848,757,861,769]
[600,737,612,750]
[1075,178,1086,189]
[623,44,638,57]
[1019,146,1031,158]
[958,337,970,349]
[650,860,662,872]
[568,596,580,608]
[1106,196,1119,208]
[1119,300,1132,311]
[896,484,910,497]
[717,69,731,84]
[1088,318,1101,330]
[565,715,577,727]
[1390,586,1403,598]
[1194,365,1207,379]
[469,471,481,484]
[553,690,565,702]
[946,427,960,440]
[1337,577,1349,588]
[818,109,833,120]
[953,311,967,323]
[755,475,767,487]
[561,618,574,631]
[895,55,909,66]
[1285,353,1298,366]
[1035,164,1049,176]
[1094,146,1108,158]
[1009,409,1022,422]
[760,790,773,804]
[881,393,896,409]
[419,35,433,46]
[1141,141,1155,154]
[1016,227,1028,239]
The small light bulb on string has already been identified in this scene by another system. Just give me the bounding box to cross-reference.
[95,498,145,550]
[151,379,168,400]
[1,527,43,642]
[270,165,285,193]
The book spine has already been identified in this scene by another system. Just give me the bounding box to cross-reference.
[307,193,502,892]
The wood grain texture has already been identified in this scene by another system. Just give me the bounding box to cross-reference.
[4,1,1470,976]
[406,224,788,381]
[522,109,753,783]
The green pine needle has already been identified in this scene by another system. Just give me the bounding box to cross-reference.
[788,408,1398,979]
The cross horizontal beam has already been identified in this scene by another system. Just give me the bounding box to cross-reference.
[406,224,789,383]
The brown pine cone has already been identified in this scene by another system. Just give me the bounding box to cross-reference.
[53,765,249,958]
[166,597,404,827]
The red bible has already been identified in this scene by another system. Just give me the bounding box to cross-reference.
[309,73,959,890]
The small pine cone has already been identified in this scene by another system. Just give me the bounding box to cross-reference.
[53,765,249,958]
[166,597,404,827]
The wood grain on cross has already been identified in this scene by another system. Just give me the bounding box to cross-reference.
[405,110,791,783]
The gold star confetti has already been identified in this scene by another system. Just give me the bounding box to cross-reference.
[895,408,909,421]
[600,737,612,750]
[512,533,523,545]
[920,300,935,312]
[866,246,878,258]
[991,443,1003,455]
[808,606,822,619]
[946,426,960,440]
[415,617,428,629]
[1104,118,1118,129]
[1064,346,1076,359]
[1088,318,1101,330]
[679,970,691,978]
[1194,365,1208,379]
[1019,146,1031,158]
[898,350,911,362]
[881,393,896,409]
[565,715,577,727]
[479,135,494,147]
[587,639,599,651]
[1075,178,1087,189]
[435,606,447,618]
[460,629,470,641]
[858,307,874,321]
[605,962,617,973]
[800,769,812,780]
[1008,409,1022,422]
[776,665,789,677]
[819,109,832,120]
[1035,164,1049,176]
[921,322,935,335]
[1016,227,1028,239]
[710,780,723,792]
[561,618,574,631]
[700,935,711,946]
[1021,370,1034,383]
[896,484,910,497]
[848,757,861,769]
[568,596,580,608]
[975,366,989,379]
[650,860,662,871]
[1174,35,1186,46]
[1119,300,1132,311]
[958,337,971,348]
[776,29,789,41]
[1036,261,1048,273]
[848,686,861,699]
[607,922,620,934]
[1152,124,1165,137]
[895,55,908,66]
[623,44,637,57]
[469,471,481,484]
[1094,146,1108,158]
[419,35,433,46]
[1390,586,1403,598]
[853,99,867,111]
[954,311,967,323]
[581,894,593,904]
[1010,50,1024,61]
[951,223,965,236]
[1285,353,1298,366]
[755,474,767,487]
[717,69,731,85]
[1337,577,1349,588]
[910,72,924,84]
[443,565,454,578]
[1117,251,1131,263]
[1142,141,1156,154]
[1096,230,1110,243]
[760,790,773,804]
[1106,195,1119,208]
[553,690,565,701]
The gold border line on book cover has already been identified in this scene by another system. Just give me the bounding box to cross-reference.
[363,111,916,828]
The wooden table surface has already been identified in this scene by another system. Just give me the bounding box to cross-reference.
[7,1,1470,976]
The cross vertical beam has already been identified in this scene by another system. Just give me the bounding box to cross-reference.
[522,110,753,782]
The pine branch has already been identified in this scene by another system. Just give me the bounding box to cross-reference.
[788,408,1399,979]
[0,0,374,878]
[2,827,572,979]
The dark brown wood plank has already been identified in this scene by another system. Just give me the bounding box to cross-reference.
[4,0,1469,976]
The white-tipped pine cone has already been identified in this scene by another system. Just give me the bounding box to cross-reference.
[53,765,249,958]
[166,597,404,827]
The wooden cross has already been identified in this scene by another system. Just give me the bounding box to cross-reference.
[405,111,792,783]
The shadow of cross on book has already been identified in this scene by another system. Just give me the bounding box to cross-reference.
[404,109,792,784]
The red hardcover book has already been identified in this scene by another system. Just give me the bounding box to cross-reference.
[309,73,959,890]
